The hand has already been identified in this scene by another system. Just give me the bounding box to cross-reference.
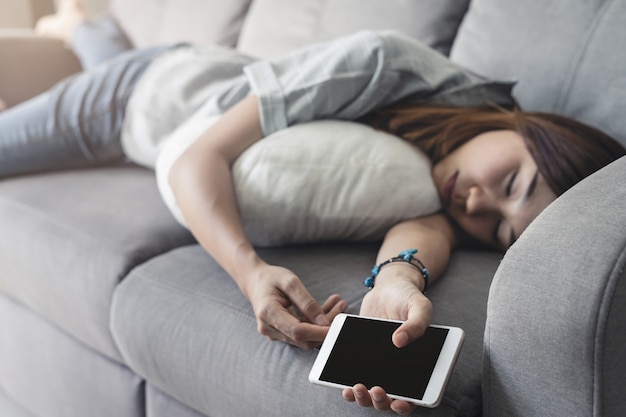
[360,266,433,348]
[341,267,433,414]
[342,384,415,416]
[243,264,347,349]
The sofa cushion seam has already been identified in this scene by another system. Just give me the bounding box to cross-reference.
[592,235,626,416]
[554,0,614,113]
[0,196,128,253]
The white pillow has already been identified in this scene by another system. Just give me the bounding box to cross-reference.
[156,119,441,247]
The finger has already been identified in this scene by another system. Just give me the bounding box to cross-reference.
[258,321,286,342]
[393,296,433,348]
[390,400,417,416]
[369,386,393,411]
[322,295,348,320]
[352,384,373,408]
[287,305,301,319]
[262,306,329,346]
[342,388,356,403]
[321,294,343,314]
[258,320,323,349]
[283,278,330,326]
[325,300,348,322]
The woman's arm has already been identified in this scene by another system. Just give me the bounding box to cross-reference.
[364,213,456,345]
[168,95,346,349]
[343,214,457,414]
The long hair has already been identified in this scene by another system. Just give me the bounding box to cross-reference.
[361,105,626,196]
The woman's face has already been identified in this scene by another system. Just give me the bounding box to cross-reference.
[432,130,557,250]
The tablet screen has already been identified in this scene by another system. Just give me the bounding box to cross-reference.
[318,315,448,400]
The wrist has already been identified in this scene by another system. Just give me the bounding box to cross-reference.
[375,263,427,292]
[229,245,267,295]
[363,249,429,292]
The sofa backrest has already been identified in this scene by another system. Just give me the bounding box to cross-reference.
[235,0,469,59]
[109,0,253,48]
[107,0,625,149]
[451,0,626,147]
[107,0,469,57]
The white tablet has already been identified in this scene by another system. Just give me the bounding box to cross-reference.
[309,314,464,408]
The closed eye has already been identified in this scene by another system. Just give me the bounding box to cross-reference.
[506,171,517,196]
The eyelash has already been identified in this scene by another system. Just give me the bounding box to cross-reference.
[494,171,518,246]
[506,171,517,196]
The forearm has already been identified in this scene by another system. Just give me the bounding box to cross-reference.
[375,214,457,290]
[169,95,265,291]
[169,96,342,348]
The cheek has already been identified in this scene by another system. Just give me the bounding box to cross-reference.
[431,160,447,190]
[451,212,493,246]
[473,160,510,189]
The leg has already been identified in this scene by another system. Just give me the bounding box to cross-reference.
[70,16,134,70]
[36,0,133,70]
[0,45,170,178]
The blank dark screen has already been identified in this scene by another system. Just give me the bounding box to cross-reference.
[319,316,448,399]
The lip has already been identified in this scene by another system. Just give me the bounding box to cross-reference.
[441,171,459,209]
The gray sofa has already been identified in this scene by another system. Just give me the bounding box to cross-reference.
[1,0,625,416]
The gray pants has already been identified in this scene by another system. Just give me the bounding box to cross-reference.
[0,17,172,177]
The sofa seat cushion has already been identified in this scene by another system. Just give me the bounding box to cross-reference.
[0,166,195,361]
[146,384,206,417]
[451,0,626,146]
[111,243,501,416]
[0,293,145,417]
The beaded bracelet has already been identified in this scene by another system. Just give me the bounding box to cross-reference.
[363,248,430,291]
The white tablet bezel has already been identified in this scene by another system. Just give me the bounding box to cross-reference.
[309,314,464,408]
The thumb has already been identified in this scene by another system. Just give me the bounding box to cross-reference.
[392,298,432,348]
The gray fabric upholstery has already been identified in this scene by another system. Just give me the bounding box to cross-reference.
[483,156,626,417]
[2,1,625,416]
[451,0,626,146]
[0,388,35,417]
[109,0,253,48]
[0,294,144,417]
[111,243,501,417]
[0,166,195,361]
[237,0,470,59]
[147,385,206,417]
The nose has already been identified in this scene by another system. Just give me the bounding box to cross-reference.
[465,186,498,215]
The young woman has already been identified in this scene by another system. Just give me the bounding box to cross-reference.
[3,2,625,414]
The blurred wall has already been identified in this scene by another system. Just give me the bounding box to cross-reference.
[0,0,38,27]
[52,0,110,17]
[82,0,109,16]
[0,0,109,28]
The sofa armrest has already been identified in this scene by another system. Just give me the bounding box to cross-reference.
[0,29,82,107]
[483,156,626,417]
